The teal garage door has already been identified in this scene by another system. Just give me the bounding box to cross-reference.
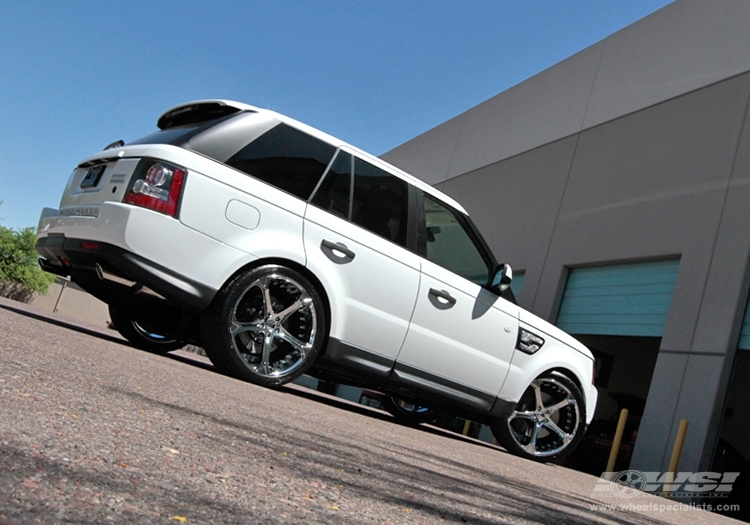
[737,297,750,350]
[556,259,680,337]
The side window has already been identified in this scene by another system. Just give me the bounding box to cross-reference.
[310,151,351,219]
[225,123,336,199]
[422,193,491,285]
[351,158,408,247]
[310,153,409,247]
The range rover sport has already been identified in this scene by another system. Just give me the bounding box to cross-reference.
[36,100,597,461]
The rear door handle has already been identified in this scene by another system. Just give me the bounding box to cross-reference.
[428,288,456,306]
[321,239,356,260]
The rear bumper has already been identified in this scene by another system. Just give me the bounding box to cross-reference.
[36,236,215,312]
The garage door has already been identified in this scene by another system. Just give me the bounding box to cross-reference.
[737,296,750,350]
[556,259,680,337]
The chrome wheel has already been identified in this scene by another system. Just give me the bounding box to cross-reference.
[231,273,317,379]
[492,371,585,461]
[202,265,327,387]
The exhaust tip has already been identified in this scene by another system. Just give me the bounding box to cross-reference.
[95,263,135,287]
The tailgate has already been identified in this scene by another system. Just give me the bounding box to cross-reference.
[59,156,140,215]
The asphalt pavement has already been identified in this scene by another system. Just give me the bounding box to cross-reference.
[0,297,741,524]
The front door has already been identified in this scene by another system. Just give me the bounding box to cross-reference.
[394,193,519,411]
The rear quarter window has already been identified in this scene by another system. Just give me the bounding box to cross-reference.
[225,124,336,200]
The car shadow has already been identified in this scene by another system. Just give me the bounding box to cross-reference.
[169,348,500,451]
[0,300,126,346]
[1,299,504,455]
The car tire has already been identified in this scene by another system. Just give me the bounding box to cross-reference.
[491,371,586,462]
[109,303,186,353]
[201,264,327,388]
[380,396,439,425]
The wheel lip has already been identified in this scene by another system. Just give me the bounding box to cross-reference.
[505,376,582,457]
[229,271,319,380]
[381,395,439,425]
[131,320,179,344]
[108,303,185,352]
[396,404,432,415]
[389,398,436,416]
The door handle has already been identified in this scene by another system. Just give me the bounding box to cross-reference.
[321,239,356,260]
[428,288,456,306]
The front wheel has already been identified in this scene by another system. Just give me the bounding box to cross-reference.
[201,265,328,388]
[491,371,586,462]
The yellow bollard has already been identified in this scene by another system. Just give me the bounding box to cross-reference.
[662,419,689,497]
[462,419,472,436]
[606,408,629,473]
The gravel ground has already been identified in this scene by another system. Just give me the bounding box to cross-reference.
[0,298,741,525]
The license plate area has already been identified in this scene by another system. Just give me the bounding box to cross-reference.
[80,165,107,189]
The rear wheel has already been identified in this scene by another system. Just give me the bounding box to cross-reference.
[201,265,327,388]
[380,396,439,425]
[108,303,186,353]
[491,371,586,462]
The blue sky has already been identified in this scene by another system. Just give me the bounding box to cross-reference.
[0,1,672,231]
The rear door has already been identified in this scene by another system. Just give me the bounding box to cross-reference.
[303,150,420,375]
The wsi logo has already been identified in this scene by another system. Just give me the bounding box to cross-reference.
[593,470,740,498]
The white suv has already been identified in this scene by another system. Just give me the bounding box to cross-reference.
[36,100,597,461]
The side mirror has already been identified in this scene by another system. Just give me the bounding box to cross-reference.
[490,263,513,294]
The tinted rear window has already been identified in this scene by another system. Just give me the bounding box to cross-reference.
[128,110,247,147]
[128,125,206,146]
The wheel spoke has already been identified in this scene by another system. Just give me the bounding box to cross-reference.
[545,395,574,416]
[276,296,312,323]
[260,277,274,317]
[509,410,537,422]
[532,381,544,410]
[230,318,263,337]
[542,419,573,444]
[274,326,312,356]
[254,332,275,375]
[231,279,269,337]
[521,421,544,454]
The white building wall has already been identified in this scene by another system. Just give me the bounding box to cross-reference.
[383,0,750,185]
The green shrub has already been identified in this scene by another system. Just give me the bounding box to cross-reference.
[0,225,56,303]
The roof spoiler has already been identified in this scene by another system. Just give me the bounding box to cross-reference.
[156,100,256,130]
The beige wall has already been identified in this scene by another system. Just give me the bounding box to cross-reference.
[31,277,110,328]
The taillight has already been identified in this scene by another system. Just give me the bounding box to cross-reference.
[124,159,186,217]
